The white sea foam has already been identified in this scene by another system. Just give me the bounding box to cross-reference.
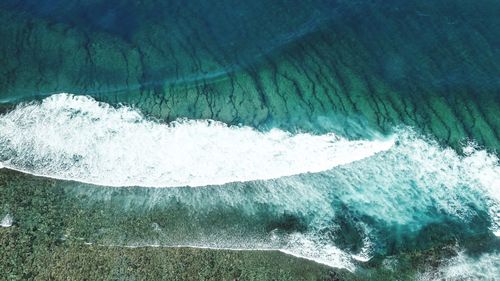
[83,241,356,270]
[1,93,499,272]
[418,251,500,281]
[59,127,499,270]
[328,129,500,235]
[0,93,393,187]
[281,232,356,269]
[0,214,13,227]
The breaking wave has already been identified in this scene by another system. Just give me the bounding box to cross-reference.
[0,93,393,187]
[0,93,498,271]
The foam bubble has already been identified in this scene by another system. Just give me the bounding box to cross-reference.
[1,214,13,227]
[0,93,393,187]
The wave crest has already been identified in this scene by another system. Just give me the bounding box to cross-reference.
[0,93,393,187]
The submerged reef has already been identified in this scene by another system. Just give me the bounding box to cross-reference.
[1,168,497,280]
[0,0,498,150]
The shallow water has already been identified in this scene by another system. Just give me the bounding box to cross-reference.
[0,0,499,280]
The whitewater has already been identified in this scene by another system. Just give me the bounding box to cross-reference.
[0,93,498,273]
[0,93,393,187]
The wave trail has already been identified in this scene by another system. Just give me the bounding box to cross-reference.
[0,93,393,187]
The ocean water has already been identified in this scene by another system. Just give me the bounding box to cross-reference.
[0,0,499,280]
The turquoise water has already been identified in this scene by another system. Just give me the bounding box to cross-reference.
[0,0,499,280]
